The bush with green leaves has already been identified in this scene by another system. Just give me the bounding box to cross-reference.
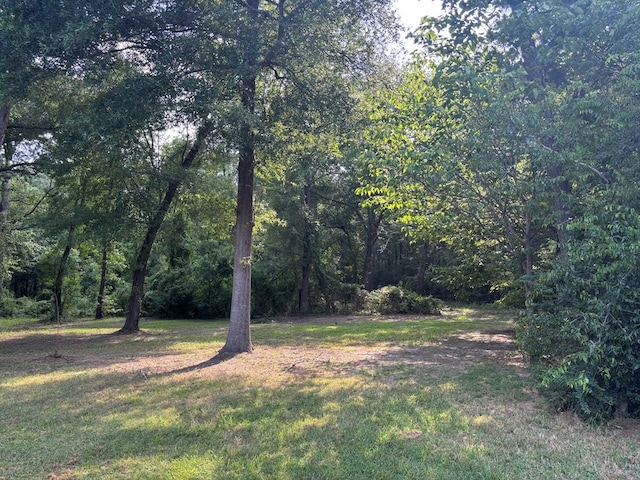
[364,285,441,315]
[0,292,51,318]
[520,198,640,423]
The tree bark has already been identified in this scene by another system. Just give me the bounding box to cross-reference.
[118,123,212,333]
[95,244,108,319]
[0,142,12,300]
[53,224,76,321]
[222,79,256,353]
[299,182,312,314]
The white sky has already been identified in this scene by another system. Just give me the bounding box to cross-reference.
[393,0,443,54]
[395,0,442,31]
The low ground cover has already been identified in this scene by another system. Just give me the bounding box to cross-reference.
[1,309,638,479]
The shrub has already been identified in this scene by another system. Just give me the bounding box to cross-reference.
[320,283,367,314]
[364,286,441,315]
[520,199,640,423]
[0,293,51,318]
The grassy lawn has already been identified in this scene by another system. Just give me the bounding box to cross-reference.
[1,309,638,479]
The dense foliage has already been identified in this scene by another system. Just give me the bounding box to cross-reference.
[522,189,640,422]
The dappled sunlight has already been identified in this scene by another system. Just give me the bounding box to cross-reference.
[284,414,333,440]
[253,314,509,348]
[2,312,638,479]
[437,381,457,392]
[119,407,181,430]
[80,453,225,480]
[419,410,469,433]
[460,442,489,457]
[302,375,366,394]
[166,340,224,352]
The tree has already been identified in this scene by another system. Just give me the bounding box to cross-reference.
[415,0,640,421]
[120,124,214,332]
[511,1,640,421]
[0,98,54,304]
[219,0,396,353]
[0,0,163,316]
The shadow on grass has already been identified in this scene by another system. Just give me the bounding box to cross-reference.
[10,373,485,480]
[161,349,239,376]
[1,368,567,480]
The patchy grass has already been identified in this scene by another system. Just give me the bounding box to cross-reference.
[0,309,638,479]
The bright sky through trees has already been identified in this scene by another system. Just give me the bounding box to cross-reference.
[395,0,442,30]
[394,0,442,53]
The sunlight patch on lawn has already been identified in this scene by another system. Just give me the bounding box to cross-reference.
[1,370,91,388]
[167,340,222,351]
[119,408,181,430]
[436,381,457,392]
[471,414,494,426]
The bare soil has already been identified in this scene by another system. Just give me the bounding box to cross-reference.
[9,313,526,380]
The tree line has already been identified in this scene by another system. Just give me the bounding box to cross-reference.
[1,0,639,422]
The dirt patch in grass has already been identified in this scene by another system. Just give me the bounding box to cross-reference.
[99,315,527,382]
[114,324,530,395]
[2,314,523,378]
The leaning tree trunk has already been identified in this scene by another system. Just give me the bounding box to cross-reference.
[118,123,213,333]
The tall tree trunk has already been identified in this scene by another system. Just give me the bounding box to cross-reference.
[53,224,76,321]
[95,244,108,320]
[222,82,256,352]
[416,241,429,296]
[118,123,212,333]
[0,142,11,300]
[299,182,312,314]
[363,207,382,292]
[223,144,254,352]
[221,0,259,353]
